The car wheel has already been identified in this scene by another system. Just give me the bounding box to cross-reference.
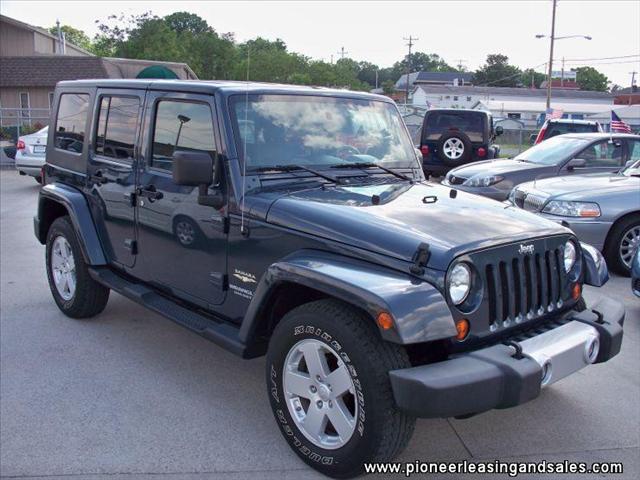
[436,131,472,166]
[46,216,110,318]
[266,299,415,478]
[604,215,640,276]
[173,216,201,248]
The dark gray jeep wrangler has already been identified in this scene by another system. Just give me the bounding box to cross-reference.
[35,80,624,478]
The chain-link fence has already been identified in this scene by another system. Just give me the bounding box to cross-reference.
[0,108,51,143]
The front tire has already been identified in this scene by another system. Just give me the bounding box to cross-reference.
[266,299,415,478]
[604,215,640,276]
[46,216,110,318]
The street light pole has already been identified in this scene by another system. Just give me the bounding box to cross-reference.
[546,0,557,110]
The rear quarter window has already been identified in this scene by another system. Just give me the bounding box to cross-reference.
[54,93,90,154]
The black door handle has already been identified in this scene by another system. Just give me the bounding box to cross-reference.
[137,185,164,201]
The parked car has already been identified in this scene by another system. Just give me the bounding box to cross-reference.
[531,118,602,145]
[15,126,48,182]
[34,80,624,478]
[509,159,640,275]
[419,109,502,177]
[444,133,639,201]
[632,249,640,297]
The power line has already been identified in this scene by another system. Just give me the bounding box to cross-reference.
[564,60,640,66]
[562,53,640,62]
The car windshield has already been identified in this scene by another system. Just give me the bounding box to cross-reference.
[515,136,591,165]
[230,94,417,171]
[544,122,598,138]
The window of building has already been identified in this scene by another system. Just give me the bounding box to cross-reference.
[445,95,451,99]
[95,96,141,161]
[466,96,472,102]
[54,93,90,153]
[19,92,30,122]
[453,96,459,101]
[151,100,215,171]
[507,113,522,119]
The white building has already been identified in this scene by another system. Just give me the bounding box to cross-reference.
[412,85,614,128]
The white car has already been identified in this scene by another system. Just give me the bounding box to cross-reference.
[15,126,48,182]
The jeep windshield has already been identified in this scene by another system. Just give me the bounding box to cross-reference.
[514,136,590,165]
[229,94,417,172]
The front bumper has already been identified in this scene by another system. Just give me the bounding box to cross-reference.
[389,297,624,418]
[538,214,611,251]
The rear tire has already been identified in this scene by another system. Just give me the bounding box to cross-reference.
[46,216,110,318]
[604,215,640,276]
[266,299,415,478]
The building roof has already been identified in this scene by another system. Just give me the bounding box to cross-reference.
[0,56,199,87]
[0,14,94,56]
[0,56,108,87]
[587,105,640,123]
[396,71,473,89]
[474,99,612,115]
[415,84,613,100]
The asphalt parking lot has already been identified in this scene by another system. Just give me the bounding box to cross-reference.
[1,170,638,480]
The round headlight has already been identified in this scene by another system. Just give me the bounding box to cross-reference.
[448,263,471,305]
[564,241,577,272]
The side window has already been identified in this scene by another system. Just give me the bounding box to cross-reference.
[151,100,215,172]
[577,140,624,167]
[54,93,89,153]
[95,96,140,161]
[628,140,640,162]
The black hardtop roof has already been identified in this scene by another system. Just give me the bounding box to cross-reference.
[425,108,490,115]
[55,79,392,102]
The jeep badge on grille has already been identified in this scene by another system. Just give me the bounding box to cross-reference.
[518,244,535,255]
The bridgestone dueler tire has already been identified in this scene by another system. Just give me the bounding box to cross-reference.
[45,216,110,318]
[265,299,415,478]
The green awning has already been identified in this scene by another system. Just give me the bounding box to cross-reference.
[136,65,179,79]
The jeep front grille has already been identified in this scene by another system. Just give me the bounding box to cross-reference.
[485,248,565,328]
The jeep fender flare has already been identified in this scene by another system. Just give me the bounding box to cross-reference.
[35,183,107,265]
[239,250,456,347]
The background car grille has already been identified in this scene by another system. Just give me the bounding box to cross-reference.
[513,189,546,212]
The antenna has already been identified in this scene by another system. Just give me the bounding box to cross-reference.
[240,47,250,236]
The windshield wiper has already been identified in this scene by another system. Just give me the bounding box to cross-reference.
[330,162,413,182]
[250,164,344,184]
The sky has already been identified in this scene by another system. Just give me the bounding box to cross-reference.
[2,0,639,87]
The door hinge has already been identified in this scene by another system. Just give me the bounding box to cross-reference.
[124,239,138,255]
[223,217,230,234]
[410,242,430,275]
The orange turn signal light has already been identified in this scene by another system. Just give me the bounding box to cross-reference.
[455,319,470,341]
[572,283,582,300]
[377,312,394,330]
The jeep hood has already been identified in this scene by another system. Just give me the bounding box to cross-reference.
[265,182,568,270]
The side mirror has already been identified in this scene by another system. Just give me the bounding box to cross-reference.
[529,134,537,145]
[495,126,504,136]
[173,151,224,208]
[624,159,635,168]
[566,158,587,171]
[173,151,214,186]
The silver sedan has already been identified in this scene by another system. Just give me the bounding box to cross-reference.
[509,160,640,275]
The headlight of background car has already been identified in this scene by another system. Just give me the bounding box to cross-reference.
[448,263,471,305]
[542,200,601,218]
[463,175,504,187]
[563,240,577,272]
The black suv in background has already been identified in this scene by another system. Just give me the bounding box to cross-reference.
[419,108,502,176]
[34,80,623,478]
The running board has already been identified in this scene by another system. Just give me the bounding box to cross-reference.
[89,267,249,357]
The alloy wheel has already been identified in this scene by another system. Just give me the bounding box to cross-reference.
[619,224,640,269]
[443,138,465,160]
[51,236,76,301]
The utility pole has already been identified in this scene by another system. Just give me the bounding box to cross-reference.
[545,0,557,109]
[403,35,418,106]
[456,59,466,71]
[629,71,638,105]
[561,56,565,88]
[336,47,348,61]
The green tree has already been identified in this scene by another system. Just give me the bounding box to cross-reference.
[164,11,211,35]
[574,66,609,92]
[48,25,93,52]
[473,54,522,87]
[382,80,395,95]
[521,68,546,88]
